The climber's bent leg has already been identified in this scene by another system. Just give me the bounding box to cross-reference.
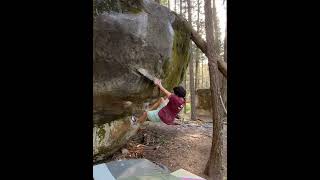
[145,99,168,123]
[149,97,165,110]
[132,98,167,125]
[138,111,148,124]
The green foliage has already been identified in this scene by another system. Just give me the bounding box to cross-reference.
[185,102,191,113]
[160,0,169,6]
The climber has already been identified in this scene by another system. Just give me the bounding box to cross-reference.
[131,78,186,125]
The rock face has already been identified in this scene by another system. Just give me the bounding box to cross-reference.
[196,89,212,116]
[93,0,191,163]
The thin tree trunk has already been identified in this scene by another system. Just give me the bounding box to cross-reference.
[189,1,194,102]
[174,0,176,12]
[184,0,187,18]
[202,59,204,88]
[180,0,182,15]
[195,49,199,90]
[221,8,227,110]
[203,0,223,179]
[184,0,188,115]
[180,0,186,114]
[195,0,200,91]
[211,0,225,118]
[182,1,187,114]
[183,70,187,113]
[187,0,196,121]
[168,0,170,9]
[224,29,227,63]
[212,0,220,57]
[155,0,160,4]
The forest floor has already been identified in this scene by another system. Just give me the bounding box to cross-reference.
[107,113,227,180]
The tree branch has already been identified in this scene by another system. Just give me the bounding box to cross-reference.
[173,13,227,78]
[219,95,227,115]
[191,27,227,78]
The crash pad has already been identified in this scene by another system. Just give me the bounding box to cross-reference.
[117,173,181,180]
[171,169,205,180]
[93,163,116,180]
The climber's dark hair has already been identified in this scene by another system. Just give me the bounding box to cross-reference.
[173,86,186,99]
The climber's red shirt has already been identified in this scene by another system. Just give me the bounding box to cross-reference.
[158,94,185,125]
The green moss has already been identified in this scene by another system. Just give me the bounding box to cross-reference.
[94,119,132,163]
[125,7,142,14]
[93,0,121,16]
[120,0,143,14]
[185,102,191,113]
[162,22,191,91]
[93,0,143,17]
[97,125,106,144]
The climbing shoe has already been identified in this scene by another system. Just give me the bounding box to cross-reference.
[130,115,138,126]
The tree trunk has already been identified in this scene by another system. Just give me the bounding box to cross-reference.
[184,70,188,114]
[187,0,196,121]
[212,0,220,57]
[195,49,199,90]
[195,0,200,90]
[188,47,197,120]
[180,0,186,114]
[174,0,176,12]
[184,0,187,18]
[202,58,204,88]
[155,0,160,4]
[211,0,225,118]
[168,0,170,9]
[179,0,182,15]
[203,0,223,179]
[221,7,227,110]
[183,70,187,114]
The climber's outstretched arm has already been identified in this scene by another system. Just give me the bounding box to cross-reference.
[154,78,172,98]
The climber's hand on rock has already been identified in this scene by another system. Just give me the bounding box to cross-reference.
[154,78,162,86]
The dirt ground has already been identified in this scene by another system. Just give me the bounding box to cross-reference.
[107,113,227,179]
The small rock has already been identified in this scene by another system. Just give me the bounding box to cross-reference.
[121,148,129,155]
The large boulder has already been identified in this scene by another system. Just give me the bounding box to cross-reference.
[93,0,191,163]
[195,89,212,116]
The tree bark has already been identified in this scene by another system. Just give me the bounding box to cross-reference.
[187,0,196,121]
[184,68,188,114]
[168,0,170,9]
[203,0,223,179]
[202,57,204,88]
[195,0,200,90]
[174,0,176,12]
[212,0,220,56]
[184,0,187,18]
[221,7,227,110]
[180,0,186,114]
[183,70,187,114]
[195,50,199,90]
[179,0,182,15]
[184,0,188,105]
[211,0,226,118]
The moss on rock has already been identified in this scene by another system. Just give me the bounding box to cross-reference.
[163,16,191,90]
[97,125,106,144]
[93,0,143,17]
